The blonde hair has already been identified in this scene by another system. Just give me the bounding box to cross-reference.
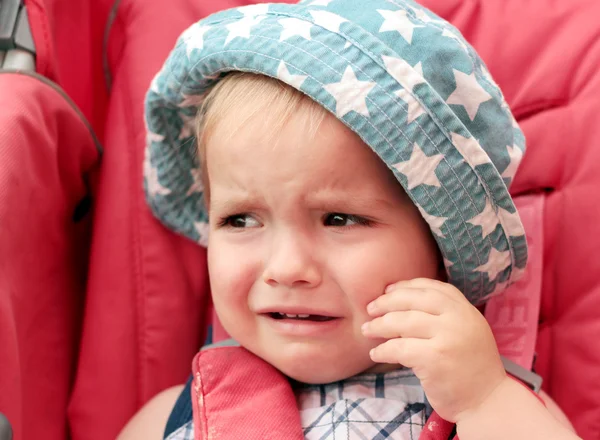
[195,72,328,201]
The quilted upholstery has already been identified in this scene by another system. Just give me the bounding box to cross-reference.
[0,72,100,440]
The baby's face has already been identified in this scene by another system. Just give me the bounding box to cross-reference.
[206,110,441,384]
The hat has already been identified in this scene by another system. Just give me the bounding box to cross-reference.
[144,0,527,304]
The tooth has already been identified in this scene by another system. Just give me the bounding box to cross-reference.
[285,313,298,318]
[297,314,310,318]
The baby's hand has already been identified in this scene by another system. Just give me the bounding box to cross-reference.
[362,278,506,423]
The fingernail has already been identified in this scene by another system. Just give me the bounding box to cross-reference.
[366,301,376,314]
[385,284,395,294]
[369,349,375,358]
[361,322,370,334]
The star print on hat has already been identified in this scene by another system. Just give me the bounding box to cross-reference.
[143,0,528,304]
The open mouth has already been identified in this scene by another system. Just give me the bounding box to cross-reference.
[268,312,336,322]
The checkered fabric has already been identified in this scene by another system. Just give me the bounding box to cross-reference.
[295,368,431,439]
[166,420,194,440]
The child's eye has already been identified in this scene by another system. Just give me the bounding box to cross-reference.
[323,213,371,227]
[221,214,261,228]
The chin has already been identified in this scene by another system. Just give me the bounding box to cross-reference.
[260,342,375,384]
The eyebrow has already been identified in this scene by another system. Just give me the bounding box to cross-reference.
[209,189,400,214]
[305,190,396,212]
[209,192,263,214]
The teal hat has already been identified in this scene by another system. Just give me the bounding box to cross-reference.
[144,0,527,304]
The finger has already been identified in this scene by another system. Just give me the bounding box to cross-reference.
[369,337,429,368]
[367,287,447,317]
[386,278,466,304]
[363,310,437,339]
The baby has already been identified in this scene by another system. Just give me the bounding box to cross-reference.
[120,0,580,438]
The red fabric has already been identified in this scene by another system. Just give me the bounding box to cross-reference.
[192,347,305,439]
[420,413,457,440]
[0,72,100,440]
[24,0,110,138]
[66,0,217,437]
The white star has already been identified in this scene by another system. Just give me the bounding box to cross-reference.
[149,73,161,94]
[277,61,308,89]
[377,9,423,44]
[450,132,491,167]
[509,266,527,284]
[146,163,172,198]
[143,153,152,175]
[194,222,210,247]
[441,28,469,52]
[404,4,437,23]
[413,61,424,78]
[443,258,454,268]
[186,167,204,196]
[446,69,493,121]
[309,10,347,33]
[475,247,511,282]
[501,145,523,179]
[278,17,313,41]
[344,41,352,49]
[392,143,444,190]
[511,114,519,128]
[225,15,265,45]
[468,199,498,238]
[146,131,165,143]
[498,206,525,237]
[416,204,447,238]
[382,55,425,91]
[309,0,334,5]
[394,88,425,123]
[237,4,269,17]
[178,93,206,108]
[322,65,376,118]
[182,24,211,58]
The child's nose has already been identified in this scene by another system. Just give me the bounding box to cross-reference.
[262,232,322,289]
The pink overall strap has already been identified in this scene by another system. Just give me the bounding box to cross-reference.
[485,194,545,372]
[191,346,304,440]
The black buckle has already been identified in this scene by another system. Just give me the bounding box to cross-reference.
[0,0,35,53]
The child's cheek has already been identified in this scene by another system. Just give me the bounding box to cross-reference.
[208,242,241,299]
[332,253,388,316]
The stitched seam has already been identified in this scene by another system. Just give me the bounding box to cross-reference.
[121,64,147,406]
[103,0,124,91]
[193,361,209,440]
